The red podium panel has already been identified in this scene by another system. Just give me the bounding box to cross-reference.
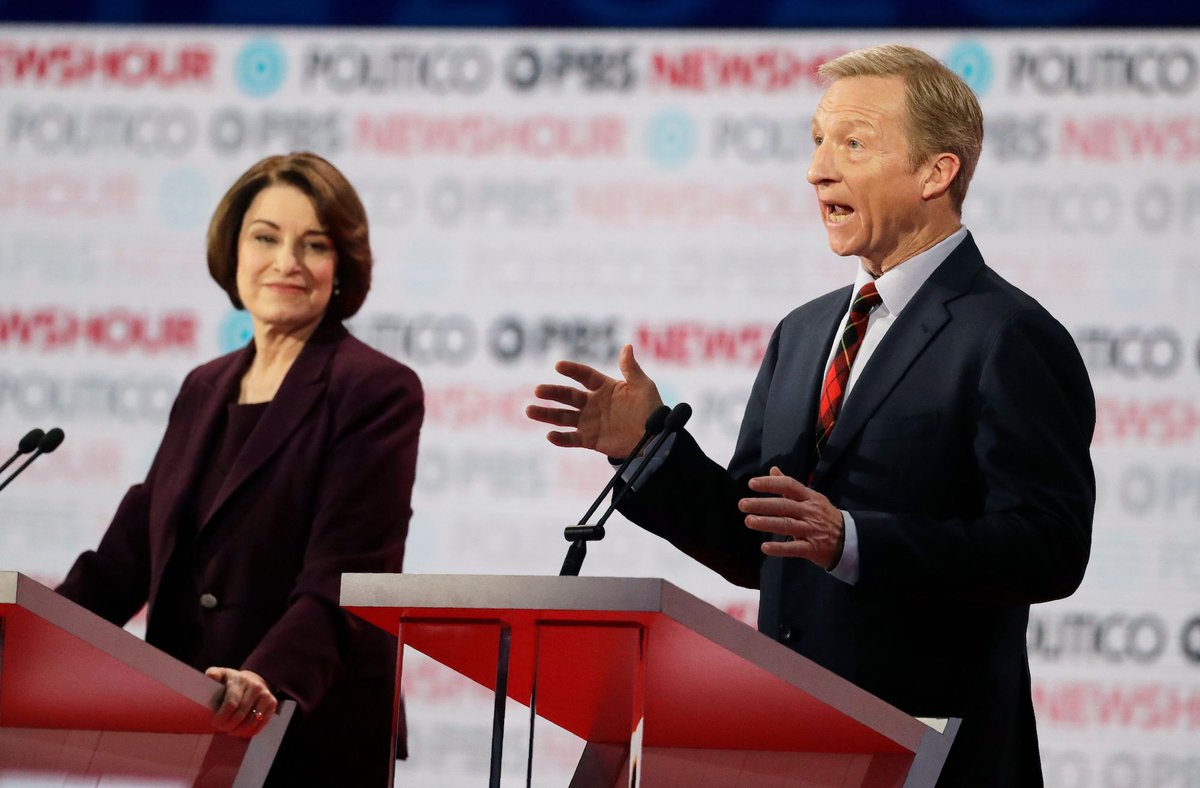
[0,571,294,786]
[343,574,959,787]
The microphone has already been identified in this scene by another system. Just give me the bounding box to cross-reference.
[0,427,65,494]
[576,404,671,527]
[0,428,45,476]
[559,403,691,577]
[593,402,692,529]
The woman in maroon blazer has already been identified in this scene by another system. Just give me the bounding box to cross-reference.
[57,152,423,785]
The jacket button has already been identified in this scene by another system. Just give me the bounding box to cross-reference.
[778,625,793,641]
[199,593,218,609]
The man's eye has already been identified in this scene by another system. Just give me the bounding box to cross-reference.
[813,135,824,146]
[848,139,862,149]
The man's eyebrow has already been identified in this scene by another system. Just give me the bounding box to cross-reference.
[814,116,879,135]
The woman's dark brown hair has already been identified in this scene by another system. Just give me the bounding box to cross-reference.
[207,152,371,320]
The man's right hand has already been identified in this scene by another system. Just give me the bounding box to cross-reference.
[526,344,664,459]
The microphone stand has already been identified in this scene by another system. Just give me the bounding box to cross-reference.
[559,404,691,577]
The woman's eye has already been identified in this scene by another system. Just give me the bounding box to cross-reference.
[255,235,277,245]
[306,241,331,253]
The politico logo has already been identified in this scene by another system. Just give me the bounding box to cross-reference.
[0,307,198,354]
[352,313,478,366]
[648,46,843,93]
[1009,45,1200,96]
[1074,325,1190,379]
[1028,610,1170,665]
[0,40,213,88]
[235,38,287,98]
[6,104,200,157]
[711,115,810,164]
[0,370,177,423]
[301,44,493,95]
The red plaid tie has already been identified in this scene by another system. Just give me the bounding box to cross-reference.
[814,281,883,462]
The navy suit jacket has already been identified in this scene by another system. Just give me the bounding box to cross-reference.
[619,234,1095,786]
[58,317,423,783]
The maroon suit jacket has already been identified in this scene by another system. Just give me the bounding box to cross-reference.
[58,317,423,783]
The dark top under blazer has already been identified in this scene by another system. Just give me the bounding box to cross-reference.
[58,317,423,783]
[618,234,1095,786]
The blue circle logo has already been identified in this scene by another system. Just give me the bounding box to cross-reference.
[645,109,697,169]
[158,169,210,229]
[946,41,993,97]
[218,310,255,353]
[235,38,287,98]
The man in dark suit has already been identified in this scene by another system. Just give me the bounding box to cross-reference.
[527,45,1094,786]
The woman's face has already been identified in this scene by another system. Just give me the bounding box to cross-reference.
[236,184,337,337]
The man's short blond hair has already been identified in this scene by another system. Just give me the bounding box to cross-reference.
[818,45,984,214]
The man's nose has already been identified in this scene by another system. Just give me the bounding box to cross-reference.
[807,143,835,185]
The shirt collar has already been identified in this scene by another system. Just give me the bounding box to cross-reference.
[853,226,969,317]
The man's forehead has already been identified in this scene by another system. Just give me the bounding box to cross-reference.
[812,75,906,126]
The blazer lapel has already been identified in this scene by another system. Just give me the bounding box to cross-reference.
[812,235,985,482]
[148,345,250,583]
[764,289,849,478]
[199,320,344,530]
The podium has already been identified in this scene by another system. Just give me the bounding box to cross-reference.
[0,572,294,786]
[342,574,959,787]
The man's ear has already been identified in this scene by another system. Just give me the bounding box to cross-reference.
[921,153,961,201]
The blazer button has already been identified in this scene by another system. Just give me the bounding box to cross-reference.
[199,593,218,610]
[778,624,794,641]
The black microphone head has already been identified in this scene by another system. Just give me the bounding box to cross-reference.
[664,402,693,432]
[644,404,671,435]
[38,428,65,454]
[18,428,45,454]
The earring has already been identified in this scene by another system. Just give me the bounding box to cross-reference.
[333,276,341,297]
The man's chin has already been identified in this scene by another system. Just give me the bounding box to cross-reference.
[823,236,858,258]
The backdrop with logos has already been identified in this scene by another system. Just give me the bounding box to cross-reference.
[1,28,1198,785]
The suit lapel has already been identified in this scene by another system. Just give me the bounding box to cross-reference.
[149,346,250,578]
[767,289,849,479]
[811,234,984,482]
[199,320,344,530]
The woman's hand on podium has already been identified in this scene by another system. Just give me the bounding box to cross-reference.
[206,666,278,738]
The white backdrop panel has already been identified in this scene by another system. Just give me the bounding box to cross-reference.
[1,27,1198,786]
